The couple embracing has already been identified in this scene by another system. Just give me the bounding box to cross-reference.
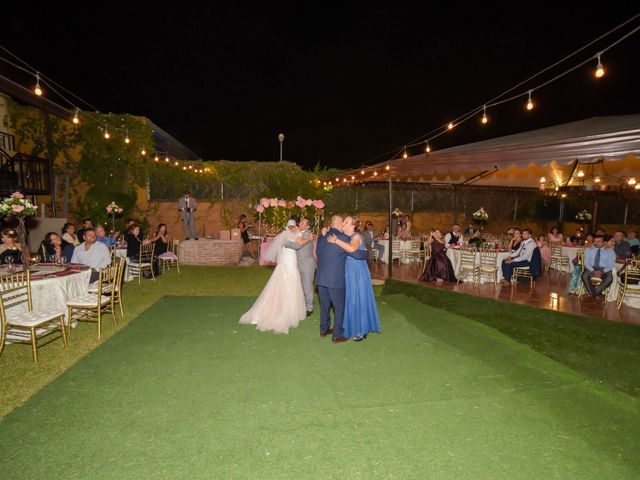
[239,214,380,342]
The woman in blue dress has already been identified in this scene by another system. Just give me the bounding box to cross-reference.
[328,216,381,341]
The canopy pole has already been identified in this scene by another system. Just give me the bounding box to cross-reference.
[592,200,598,231]
[355,188,359,213]
[411,191,414,213]
[453,186,459,224]
[388,176,393,280]
[513,195,518,221]
[624,200,629,225]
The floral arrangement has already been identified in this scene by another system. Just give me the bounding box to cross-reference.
[0,192,38,217]
[392,208,404,217]
[106,201,124,214]
[255,196,325,236]
[576,210,592,221]
[472,207,489,221]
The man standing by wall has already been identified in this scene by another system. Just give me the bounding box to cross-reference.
[178,191,198,240]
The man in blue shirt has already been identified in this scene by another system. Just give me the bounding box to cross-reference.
[582,234,616,298]
[95,225,118,246]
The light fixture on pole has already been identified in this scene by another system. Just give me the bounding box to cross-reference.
[278,133,285,162]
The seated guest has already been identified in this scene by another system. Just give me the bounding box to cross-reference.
[125,224,152,259]
[398,223,412,241]
[77,218,93,243]
[547,226,563,244]
[362,221,384,260]
[403,215,412,235]
[500,229,536,286]
[149,223,169,256]
[444,224,462,249]
[626,231,639,254]
[463,223,477,236]
[583,233,594,248]
[379,225,390,240]
[41,232,74,262]
[507,228,522,253]
[536,235,550,268]
[70,229,111,283]
[612,231,632,263]
[0,228,25,264]
[581,234,615,298]
[95,225,119,246]
[126,218,144,239]
[419,229,457,285]
[62,222,80,246]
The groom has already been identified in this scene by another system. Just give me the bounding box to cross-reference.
[316,215,368,343]
[284,217,315,317]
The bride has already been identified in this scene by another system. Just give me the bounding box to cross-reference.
[239,219,311,334]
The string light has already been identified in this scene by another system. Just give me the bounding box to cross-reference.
[526,90,534,111]
[72,108,80,124]
[174,161,179,166]
[103,127,110,139]
[539,176,546,183]
[635,184,640,190]
[447,122,454,130]
[188,165,193,170]
[124,130,130,144]
[165,157,170,163]
[402,146,408,159]
[141,149,146,155]
[594,176,601,183]
[335,177,339,182]
[425,142,431,154]
[373,171,378,176]
[577,170,585,178]
[360,170,365,175]
[154,155,159,161]
[34,72,43,96]
[481,105,488,124]
[351,175,355,180]
[385,164,390,171]
[627,177,637,186]
[182,166,187,170]
[595,52,605,78]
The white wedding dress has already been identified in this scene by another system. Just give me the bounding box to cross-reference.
[239,229,306,334]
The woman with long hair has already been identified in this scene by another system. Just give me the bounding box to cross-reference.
[0,228,25,264]
[41,232,74,262]
[419,229,457,285]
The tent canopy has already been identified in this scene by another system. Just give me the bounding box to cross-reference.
[353,115,640,189]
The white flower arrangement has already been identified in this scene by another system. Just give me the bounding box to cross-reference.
[576,209,592,221]
[0,192,38,217]
[472,207,488,221]
[392,208,404,217]
[106,201,124,214]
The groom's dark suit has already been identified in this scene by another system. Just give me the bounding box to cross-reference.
[316,227,368,339]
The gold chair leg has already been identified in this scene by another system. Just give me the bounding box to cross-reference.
[111,297,118,326]
[97,308,102,340]
[176,260,180,274]
[30,327,38,364]
[60,316,68,349]
[67,306,73,337]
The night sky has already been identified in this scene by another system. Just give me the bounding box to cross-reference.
[3,3,640,169]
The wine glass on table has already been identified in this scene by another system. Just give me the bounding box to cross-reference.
[5,255,15,273]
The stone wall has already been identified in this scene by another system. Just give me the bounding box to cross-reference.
[178,239,244,266]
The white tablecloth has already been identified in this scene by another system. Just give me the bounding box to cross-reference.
[549,245,580,273]
[377,239,414,264]
[446,249,512,283]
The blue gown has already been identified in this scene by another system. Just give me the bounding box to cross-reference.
[343,233,381,338]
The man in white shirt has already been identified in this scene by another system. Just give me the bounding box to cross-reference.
[444,224,462,249]
[500,228,535,286]
[71,229,111,283]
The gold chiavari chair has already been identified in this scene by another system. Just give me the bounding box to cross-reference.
[479,248,499,288]
[549,241,570,274]
[0,271,68,363]
[391,239,402,264]
[128,242,156,284]
[616,259,640,309]
[512,265,535,290]
[67,262,118,339]
[458,246,479,285]
[159,238,181,274]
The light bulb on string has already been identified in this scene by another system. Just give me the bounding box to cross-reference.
[174,161,179,166]
[402,146,408,159]
[188,165,193,170]
[385,164,390,171]
[481,105,488,124]
[182,166,187,171]
[154,155,159,161]
[72,108,80,124]
[165,157,169,162]
[361,170,365,175]
[103,126,110,139]
[594,176,601,183]
[124,130,130,144]
[595,52,605,78]
[141,149,146,156]
[447,122,454,130]
[577,171,585,178]
[373,171,378,176]
[526,90,534,111]
[336,177,339,182]
[34,73,43,96]
[425,142,431,154]
[351,175,355,180]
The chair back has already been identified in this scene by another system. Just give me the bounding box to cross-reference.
[479,248,498,268]
[460,247,477,267]
[0,272,32,338]
[171,238,180,254]
[96,261,118,297]
[109,244,118,264]
[550,241,563,257]
[140,242,155,262]
[576,249,585,271]
[622,259,640,287]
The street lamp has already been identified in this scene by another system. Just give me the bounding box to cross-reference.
[278,133,285,162]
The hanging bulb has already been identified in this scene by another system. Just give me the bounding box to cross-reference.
[447,122,454,130]
[141,149,146,155]
[351,175,355,180]
[165,157,170,163]
[595,53,605,78]
[627,177,637,186]
[174,161,179,166]
[385,164,390,171]
[360,170,365,175]
[34,73,43,96]
[402,146,408,159]
[72,108,80,124]
[526,90,534,111]
[577,171,585,178]
[481,105,488,124]
[373,171,378,176]
[188,165,193,170]
[336,177,339,182]
[124,130,130,144]
[104,128,110,139]
[539,177,546,184]
[594,176,601,183]
[425,142,431,154]
[183,166,187,170]
[154,155,159,161]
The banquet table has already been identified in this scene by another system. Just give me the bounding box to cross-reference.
[446,248,512,283]
[377,239,415,264]
[605,263,640,308]
[1,264,92,325]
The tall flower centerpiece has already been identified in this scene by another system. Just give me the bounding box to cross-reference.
[576,209,592,233]
[0,192,38,244]
[472,207,489,231]
[106,201,124,234]
[255,197,325,237]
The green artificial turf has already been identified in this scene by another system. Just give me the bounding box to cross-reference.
[382,280,640,398]
[1,294,639,479]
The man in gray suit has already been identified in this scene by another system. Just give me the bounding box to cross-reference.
[178,191,198,240]
[285,217,315,316]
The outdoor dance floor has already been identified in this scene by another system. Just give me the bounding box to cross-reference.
[1,289,638,479]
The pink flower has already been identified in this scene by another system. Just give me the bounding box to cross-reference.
[10,192,24,199]
[106,207,112,213]
[256,204,265,213]
[260,198,270,208]
[11,204,24,213]
[305,199,312,206]
[270,198,278,207]
[313,200,325,209]
[295,198,307,208]
[277,199,287,207]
